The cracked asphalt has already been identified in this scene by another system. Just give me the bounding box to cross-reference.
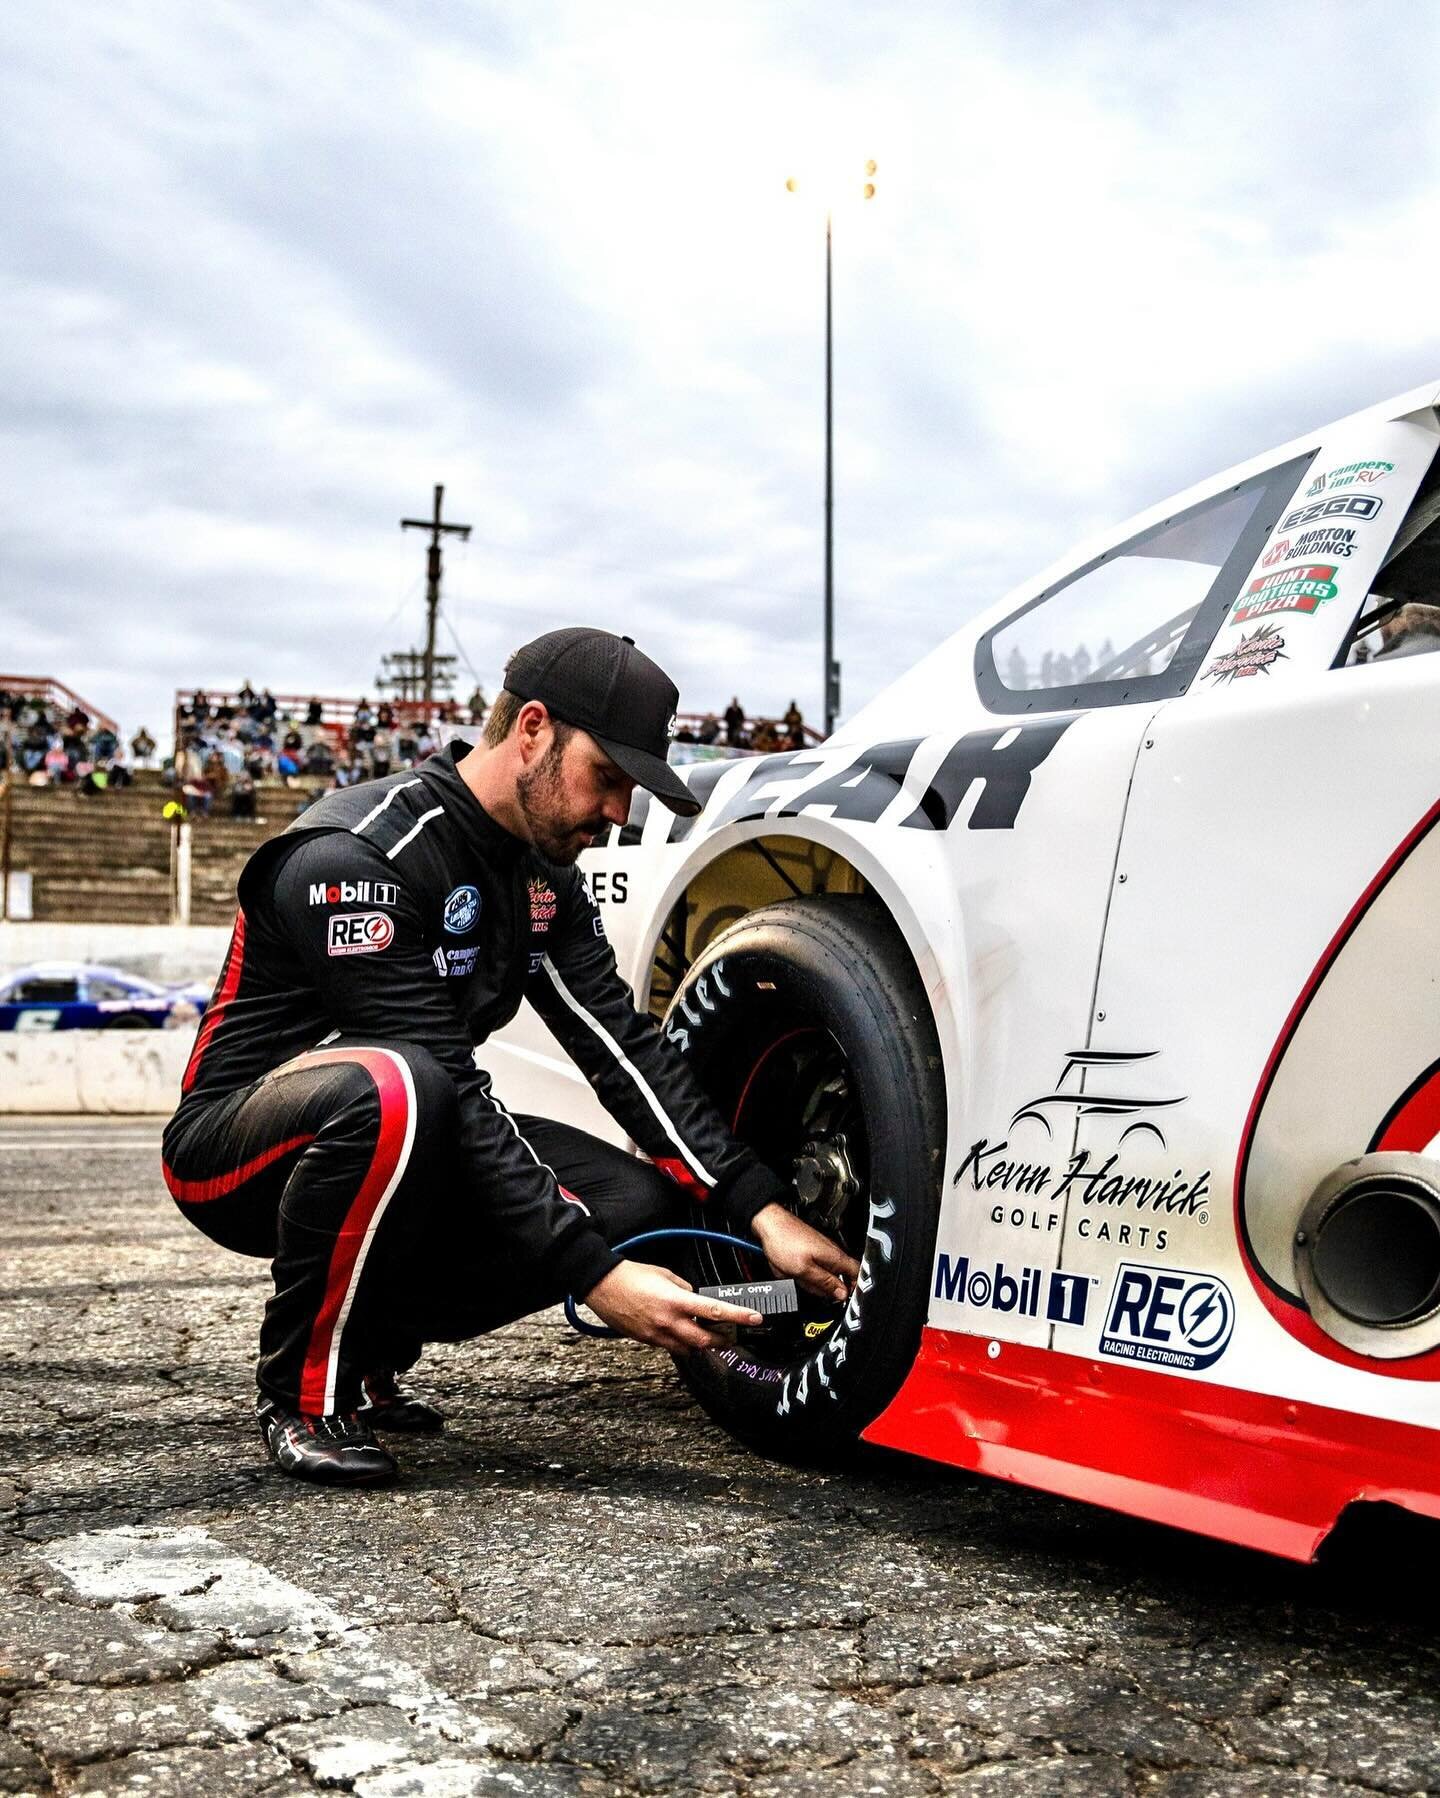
[4,1120,1440,1796]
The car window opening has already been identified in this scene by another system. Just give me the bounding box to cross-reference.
[1342,442,1440,668]
[990,486,1267,695]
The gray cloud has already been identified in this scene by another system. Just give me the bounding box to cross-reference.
[1,0,1436,741]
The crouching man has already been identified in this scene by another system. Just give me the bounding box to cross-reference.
[162,628,857,1487]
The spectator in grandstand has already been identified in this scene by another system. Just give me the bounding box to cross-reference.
[230,770,257,818]
[61,717,88,768]
[697,712,720,745]
[377,701,396,729]
[723,695,746,747]
[305,696,324,726]
[130,726,157,767]
[750,719,781,753]
[371,726,394,778]
[256,688,277,723]
[783,699,805,739]
[304,738,334,779]
[397,722,418,765]
[352,697,374,741]
[18,722,49,777]
[203,747,230,807]
[416,723,438,761]
[238,680,257,711]
[467,685,488,725]
[44,741,71,785]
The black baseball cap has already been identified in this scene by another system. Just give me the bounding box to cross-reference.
[504,627,701,817]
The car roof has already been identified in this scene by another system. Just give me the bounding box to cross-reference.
[1,962,159,989]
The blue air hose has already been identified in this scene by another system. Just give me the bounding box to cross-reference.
[563,1226,764,1338]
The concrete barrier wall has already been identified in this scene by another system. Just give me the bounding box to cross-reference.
[0,1026,196,1114]
[0,923,229,986]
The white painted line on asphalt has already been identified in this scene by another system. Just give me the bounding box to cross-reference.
[1,1137,162,1150]
[42,1525,514,1781]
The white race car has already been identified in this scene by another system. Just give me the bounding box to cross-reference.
[491,379,1440,1562]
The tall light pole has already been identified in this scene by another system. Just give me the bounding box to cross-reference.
[787,159,876,738]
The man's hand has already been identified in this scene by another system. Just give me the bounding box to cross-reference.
[585,1260,763,1353]
[750,1202,861,1305]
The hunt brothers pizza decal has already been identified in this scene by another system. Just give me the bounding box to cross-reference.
[1232,564,1339,624]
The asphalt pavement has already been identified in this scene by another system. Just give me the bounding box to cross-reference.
[3,1117,1440,1797]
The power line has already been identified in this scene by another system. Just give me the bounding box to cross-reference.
[439,607,485,688]
[345,574,423,690]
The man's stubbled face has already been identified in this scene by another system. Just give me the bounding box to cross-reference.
[516,730,612,867]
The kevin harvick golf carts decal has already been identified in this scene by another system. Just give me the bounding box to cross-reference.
[937,1048,1217,1347]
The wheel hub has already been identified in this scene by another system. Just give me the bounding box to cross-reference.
[792,1131,859,1232]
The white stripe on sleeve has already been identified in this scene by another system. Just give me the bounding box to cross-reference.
[350,779,423,837]
[385,806,445,861]
[540,956,717,1188]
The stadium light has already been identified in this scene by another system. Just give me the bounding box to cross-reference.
[785,159,877,737]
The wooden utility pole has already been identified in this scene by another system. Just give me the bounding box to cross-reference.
[400,485,471,715]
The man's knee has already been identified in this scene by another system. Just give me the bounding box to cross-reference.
[312,1040,458,1147]
[373,1041,458,1129]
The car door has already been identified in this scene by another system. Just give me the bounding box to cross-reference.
[4,975,81,1032]
[926,449,1315,1352]
[1061,406,1440,1419]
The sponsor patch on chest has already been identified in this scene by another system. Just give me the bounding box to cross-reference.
[529,876,558,931]
[444,884,480,933]
[327,912,394,956]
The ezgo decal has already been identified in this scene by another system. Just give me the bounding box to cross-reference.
[1099,1262,1235,1371]
[1279,493,1382,532]
[1232,564,1339,624]
[443,884,480,933]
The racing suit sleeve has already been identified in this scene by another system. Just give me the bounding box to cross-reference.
[269,834,619,1299]
[525,871,792,1230]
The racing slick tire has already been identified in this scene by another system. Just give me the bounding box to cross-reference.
[663,896,945,1459]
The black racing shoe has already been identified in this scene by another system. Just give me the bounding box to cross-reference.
[257,1397,398,1488]
[356,1369,447,1434]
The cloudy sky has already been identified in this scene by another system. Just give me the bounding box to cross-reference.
[3,0,1437,742]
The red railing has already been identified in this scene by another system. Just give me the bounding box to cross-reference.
[171,691,823,762]
[672,711,822,749]
[0,675,119,737]
[172,688,468,752]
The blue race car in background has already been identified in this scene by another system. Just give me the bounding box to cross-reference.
[0,963,211,1031]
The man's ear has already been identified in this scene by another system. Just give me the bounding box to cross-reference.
[514,700,551,767]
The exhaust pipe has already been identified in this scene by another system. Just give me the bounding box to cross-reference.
[1294,1153,1440,1358]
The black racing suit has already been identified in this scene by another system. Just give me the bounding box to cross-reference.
[162,742,787,1414]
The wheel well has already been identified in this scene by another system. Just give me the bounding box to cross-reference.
[646,834,913,1022]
